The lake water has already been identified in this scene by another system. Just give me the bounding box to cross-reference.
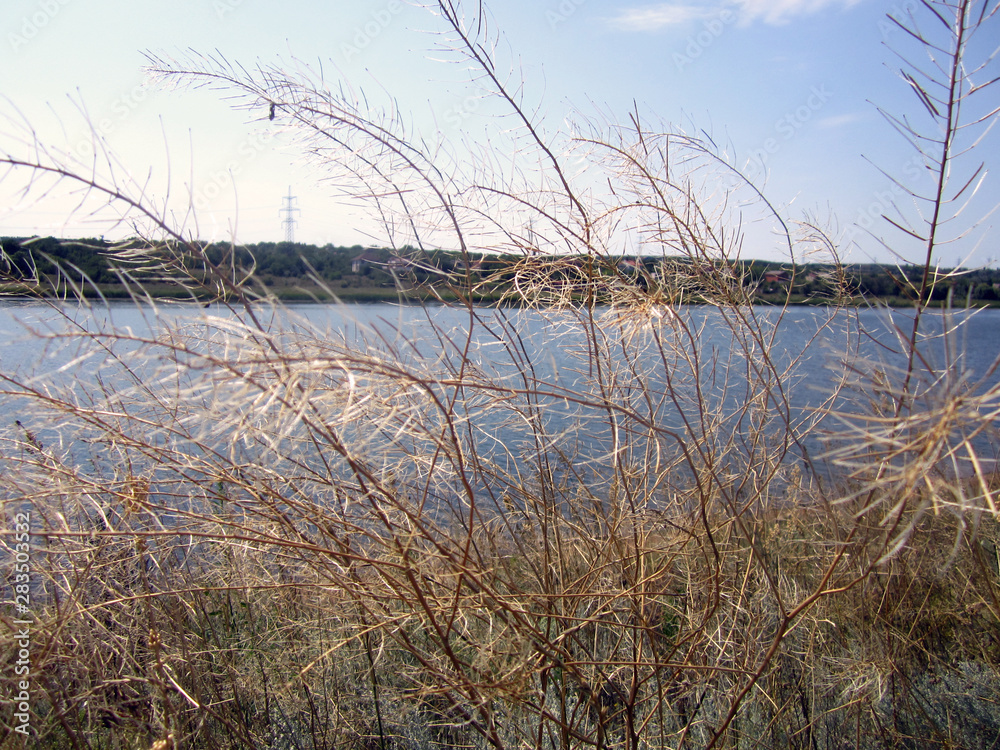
[2,300,998,498]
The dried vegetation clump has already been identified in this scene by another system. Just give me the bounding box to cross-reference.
[2,1,999,748]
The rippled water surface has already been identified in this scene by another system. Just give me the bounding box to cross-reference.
[2,301,998,481]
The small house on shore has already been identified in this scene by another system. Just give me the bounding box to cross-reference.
[763,269,792,285]
[351,248,384,274]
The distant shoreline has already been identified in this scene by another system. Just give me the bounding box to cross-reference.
[3,236,1000,308]
[3,283,998,309]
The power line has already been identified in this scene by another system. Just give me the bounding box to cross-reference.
[280,186,300,243]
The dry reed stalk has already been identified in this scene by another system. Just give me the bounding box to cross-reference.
[1,1,998,748]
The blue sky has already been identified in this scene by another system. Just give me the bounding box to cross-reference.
[1,0,997,266]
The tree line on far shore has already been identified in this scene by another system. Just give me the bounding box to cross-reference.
[3,235,999,304]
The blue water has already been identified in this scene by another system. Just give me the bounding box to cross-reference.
[2,301,998,508]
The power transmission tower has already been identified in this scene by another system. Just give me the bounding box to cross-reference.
[280,186,300,243]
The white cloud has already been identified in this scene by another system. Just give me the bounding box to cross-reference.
[735,0,864,25]
[609,0,864,31]
[609,4,720,32]
[816,112,866,129]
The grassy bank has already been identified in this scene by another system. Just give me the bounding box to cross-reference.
[4,483,997,748]
[2,1,998,748]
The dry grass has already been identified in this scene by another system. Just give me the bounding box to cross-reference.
[2,1,999,748]
[3,467,997,748]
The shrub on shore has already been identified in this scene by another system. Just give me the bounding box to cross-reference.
[1,1,998,748]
